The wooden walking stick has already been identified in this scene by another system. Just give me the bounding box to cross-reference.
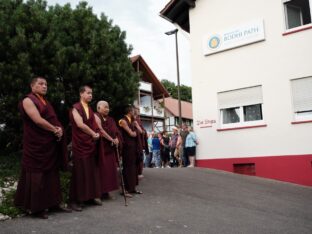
[116,145,128,206]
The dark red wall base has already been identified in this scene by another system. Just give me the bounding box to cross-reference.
[196,155,312,186]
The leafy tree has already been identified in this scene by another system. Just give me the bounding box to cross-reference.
[161,79,192,102]
[0,0,139,151]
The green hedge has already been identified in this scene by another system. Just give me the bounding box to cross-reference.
[0,152,22,217]
[0,152,71,218]
[0,190,21,218]
[0,152,21,187]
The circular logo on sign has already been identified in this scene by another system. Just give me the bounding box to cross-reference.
[208,35,221,49]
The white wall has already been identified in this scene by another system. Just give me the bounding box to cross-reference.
[190,0,312,159]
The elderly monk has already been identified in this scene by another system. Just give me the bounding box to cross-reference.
[68,85,102,211]
[14,77,70,219]
[119,105,143,195]
[94,101,120,199]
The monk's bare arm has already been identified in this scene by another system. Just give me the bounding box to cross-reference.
[94,115,115,143]
[120,119,137,137]
[23,98,58,133]
[72,108,98,138]
[133,121,143,134]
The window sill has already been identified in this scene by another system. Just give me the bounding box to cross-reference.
[217,124,267,132]
[282,24,312,36]
[291,120,312,125]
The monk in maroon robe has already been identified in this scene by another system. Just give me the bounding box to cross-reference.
[94,101,120,199]
[119,105,142,194]
[68,85,102,211]
[14,77,70,219]
[133,107,147,178]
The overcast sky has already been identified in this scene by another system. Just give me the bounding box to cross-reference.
[46,0,192,86]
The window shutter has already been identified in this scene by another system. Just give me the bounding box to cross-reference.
[291,77,312,112]
[218,86,263,109]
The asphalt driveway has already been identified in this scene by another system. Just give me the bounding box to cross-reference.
[1,167,311,234]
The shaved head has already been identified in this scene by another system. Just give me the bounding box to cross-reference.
[97,100,108,110]
[31,77,46,85]
[97,100,110,116]
[30,77,47,95]
[79,85,92,94]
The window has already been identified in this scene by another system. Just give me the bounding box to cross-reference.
[165,116,177,132]
[291,77,312,121]
[244,104,263,122]
[170,117,176,125]
[222,107,240,124]
[233,163,256,176]
[218,86,264,128]
[283,0,312,29]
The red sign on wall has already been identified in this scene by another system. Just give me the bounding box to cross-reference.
[196,119,216,128]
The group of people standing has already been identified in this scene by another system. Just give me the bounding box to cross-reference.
[14,77,147,219]
[145,124,199,169]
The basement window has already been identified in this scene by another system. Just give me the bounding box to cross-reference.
[233,163,256,176]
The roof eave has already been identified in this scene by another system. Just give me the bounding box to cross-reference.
[131,55,170,98]
[160,0,196,33]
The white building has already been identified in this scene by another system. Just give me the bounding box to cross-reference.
[161,0,312,186]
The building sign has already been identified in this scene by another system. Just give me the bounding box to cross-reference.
[196,119,216,128]
[203,19,265,56]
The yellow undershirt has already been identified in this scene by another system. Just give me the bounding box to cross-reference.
[119,114,131,127]
[81,101,89,119]
[35,94,47,105]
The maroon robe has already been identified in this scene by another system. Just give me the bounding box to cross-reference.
[136,118,146,176]
[119,116,139,192]
[14,93,67,213]
[69,102,101,202]
[95,114,119,193]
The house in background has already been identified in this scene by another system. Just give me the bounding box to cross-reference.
[161,97,193,132]
[131,55,170,132]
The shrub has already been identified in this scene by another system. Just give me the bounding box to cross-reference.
[0,189,22,218]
